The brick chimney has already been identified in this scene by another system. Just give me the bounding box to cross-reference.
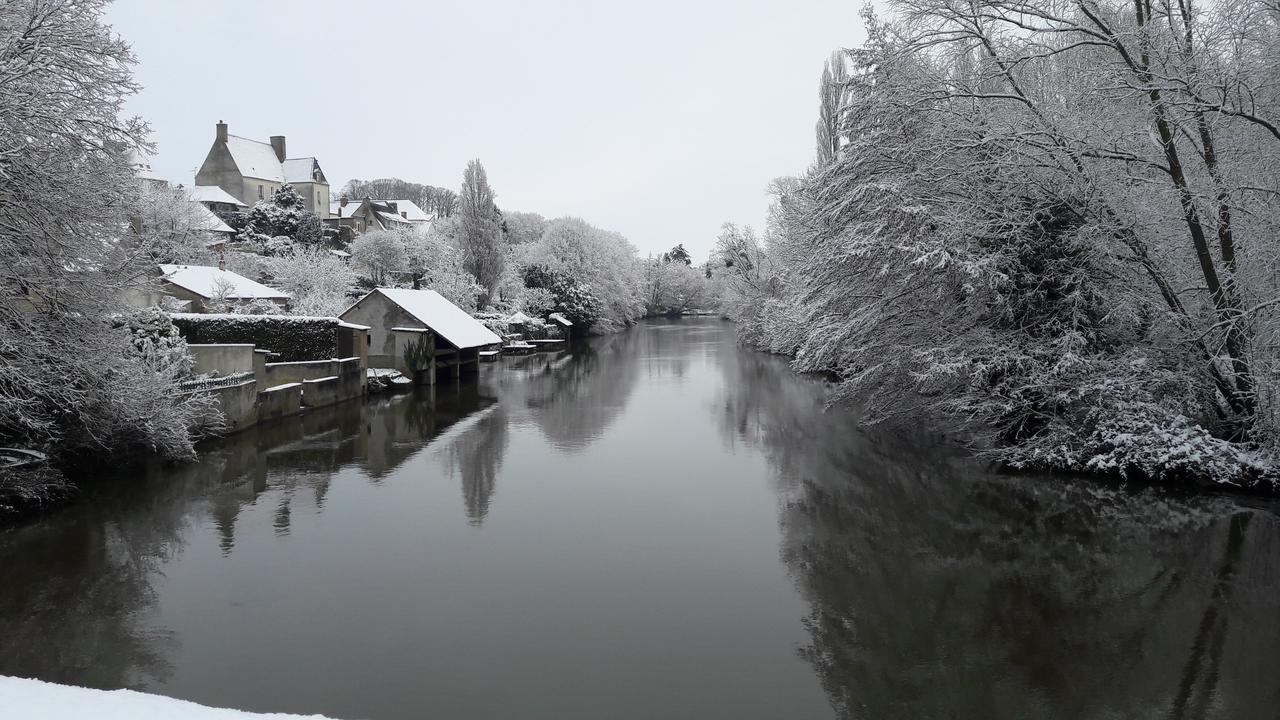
[269,135,286,162]
[216,120,227,143]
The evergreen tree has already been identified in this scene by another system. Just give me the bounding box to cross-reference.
[662,244,692,265]
[238,184,325,252]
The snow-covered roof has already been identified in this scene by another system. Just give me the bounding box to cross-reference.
[225,135,286,182]
[548,312,573,326]
[282,157,319,184]
[330,200,366,218]
[349,288,501,349]
[191,203,234,234]
[188,185,246,207]
[386,199,432,222]
[505,311,534,324]
[129,149,166,183]
[376,211,411,226]
[159,264,289,300]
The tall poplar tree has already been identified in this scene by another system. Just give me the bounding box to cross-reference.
[457,160,504,307]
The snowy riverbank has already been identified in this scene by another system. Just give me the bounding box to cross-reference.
[0,676,340,720]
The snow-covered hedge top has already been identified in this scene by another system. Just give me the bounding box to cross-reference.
[170,313,340,324]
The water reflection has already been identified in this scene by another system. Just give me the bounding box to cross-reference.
[488,337,640,452]
[437,404,509,525]
[715,340,1280,720]
[4,319,1277,719]
[0,385,500,691]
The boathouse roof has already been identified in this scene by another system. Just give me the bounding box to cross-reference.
[348,288,502,350]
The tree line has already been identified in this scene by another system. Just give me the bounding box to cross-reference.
[715,0,1280,487]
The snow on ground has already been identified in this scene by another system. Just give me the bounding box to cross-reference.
[0,676,340,720]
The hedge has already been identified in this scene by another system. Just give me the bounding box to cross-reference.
[171,313,337,362]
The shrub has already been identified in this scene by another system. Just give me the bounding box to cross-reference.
[171,313,338,361]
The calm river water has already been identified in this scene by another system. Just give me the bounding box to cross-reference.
[2,318,1280,719]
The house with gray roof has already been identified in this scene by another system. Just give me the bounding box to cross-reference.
[327,197,420,241]
[194,121,330,218]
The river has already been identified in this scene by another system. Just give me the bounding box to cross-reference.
[1,318,1278,719]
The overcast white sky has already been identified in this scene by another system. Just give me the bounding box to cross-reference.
[107,0,866,261]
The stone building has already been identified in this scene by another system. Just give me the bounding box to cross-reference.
[328,197,416,234]
[193,121,330,217]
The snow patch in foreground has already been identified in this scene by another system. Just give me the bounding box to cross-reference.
[0,676,341,719]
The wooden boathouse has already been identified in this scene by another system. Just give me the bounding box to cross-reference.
[339,288,501,385]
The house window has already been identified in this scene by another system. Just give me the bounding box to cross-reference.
[258,185,264,200]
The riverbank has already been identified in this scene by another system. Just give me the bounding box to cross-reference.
[718,316,1280,494]
[0,676,337,719]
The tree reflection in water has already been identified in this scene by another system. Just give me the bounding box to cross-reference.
[0,385,502,691]
[488,333,641,453]
[714,339,1280,720]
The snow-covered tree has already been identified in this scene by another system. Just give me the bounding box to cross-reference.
[340,178,457,218]
[131,185,219,264]
[520,264,603,330]
[350,229,408,287]
[661,244,692,266]
[644,257,709,316]
[717,3,1280,486]
[815,50,848,166]
[407,229,484,310]
[0,0,214,464]
[518,217,644,332]
[262,246,358,317]
[237,184,325,252]
[502,211,546,246]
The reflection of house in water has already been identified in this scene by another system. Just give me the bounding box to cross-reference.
[0,386,512,696]
[356,384,494,480]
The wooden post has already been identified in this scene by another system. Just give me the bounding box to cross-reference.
[427,329,436,386]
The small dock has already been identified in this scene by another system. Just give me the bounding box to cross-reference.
[479,350,501,362]
[526,339,566,352]
[502,342,536,355]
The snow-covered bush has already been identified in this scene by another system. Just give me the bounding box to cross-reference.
[520,263,602,331]
[517,287,556,317]
[108,307,194,376]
